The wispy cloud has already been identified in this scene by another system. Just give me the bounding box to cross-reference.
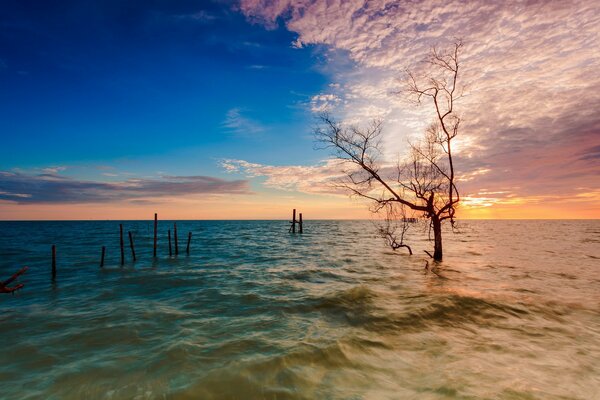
[172,10,217,23]
[310,93,340,112]
[41,166,67,174]
[0,171,250,204]
[246,64,269,70]
[222,158,346,194]
[222,107,266,137]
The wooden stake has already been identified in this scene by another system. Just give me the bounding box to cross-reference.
[128,231,136,262]
[174,223,179,255]
[100,246,106,268]
[51,245,56,280]
[168,229,172,256]
[153,213,158,257]
[291,209,296,233]
[186,232,192,255]
[299,213,303,233]
[120,224,124,266]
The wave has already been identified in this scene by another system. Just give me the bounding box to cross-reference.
[282,287,538,334]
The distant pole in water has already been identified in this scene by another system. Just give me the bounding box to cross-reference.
[51,245,56,280]
[299,213,303,233]
[168,229,172,256]
[128,231,136,262]
[100,246,106,268]
[174,223,179,255]
[119,224,124,266]
[290,209,297,233]
[186,232,192,255]
[153,213,158,258]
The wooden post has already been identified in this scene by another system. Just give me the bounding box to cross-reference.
[128,231,136,262]
[120,224,124,266]
[291,209,296,233]
[51,245,56,280]
[186,232,192,255]
[153,213,158,257]
[174,223,179,255]
[168,229,172,256]
[100,246,106,268]
[299,213,303,233]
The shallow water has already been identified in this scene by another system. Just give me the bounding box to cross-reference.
[0,220,598,399]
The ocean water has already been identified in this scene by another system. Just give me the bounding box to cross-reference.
[0,220,598,400]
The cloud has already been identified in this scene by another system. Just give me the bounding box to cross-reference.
[246,64,269,70]
[238,0,600,211]
[222,158,346,194]
[0,171,250,204]
[41,166,67,174]
[172,10,217,23]
[310,93,340,112]
[222,107,266,137]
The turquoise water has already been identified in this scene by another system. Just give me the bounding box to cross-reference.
[0,220,599,399]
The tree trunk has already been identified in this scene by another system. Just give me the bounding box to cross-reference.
[432,216,443,261]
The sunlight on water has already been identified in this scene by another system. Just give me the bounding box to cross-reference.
[0,220,599,399]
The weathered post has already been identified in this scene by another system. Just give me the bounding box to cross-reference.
[299,213,303,233]
[168,229,172,256]
[100,246,106,268]
[51,245,56,280]
[153,213,158,257]
[120,224,124,266]
[128,231,136,262]
[291,209,296,233]
[186,232,192,255]
[174,223,179,255]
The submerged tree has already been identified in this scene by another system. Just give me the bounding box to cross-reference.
[316,41,463,261]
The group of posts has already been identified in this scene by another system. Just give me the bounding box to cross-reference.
[105,214,193,267]
[50,214,194,279]
[289,209,304,234]
[49,211,303,280]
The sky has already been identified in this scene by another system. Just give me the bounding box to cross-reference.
[0,0,599,220]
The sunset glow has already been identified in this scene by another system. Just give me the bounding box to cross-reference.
[2,3,600,399]
[1,1,599,220]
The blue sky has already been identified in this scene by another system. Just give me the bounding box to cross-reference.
[0,0,329,178]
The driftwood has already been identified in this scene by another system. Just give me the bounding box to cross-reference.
[1,267,28,293]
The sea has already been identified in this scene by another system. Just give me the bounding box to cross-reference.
[0,220,598,400]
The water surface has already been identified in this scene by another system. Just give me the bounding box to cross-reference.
[0,220,598,399]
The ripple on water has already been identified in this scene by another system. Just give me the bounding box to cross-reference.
[0,220,599,400]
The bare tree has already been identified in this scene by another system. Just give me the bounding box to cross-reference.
[316,40,463,261]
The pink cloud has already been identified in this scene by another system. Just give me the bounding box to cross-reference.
[239,0,600,214]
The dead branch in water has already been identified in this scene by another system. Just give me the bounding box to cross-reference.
[1,266,28,294]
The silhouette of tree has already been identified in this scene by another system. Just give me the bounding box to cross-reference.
[317,40,463,261]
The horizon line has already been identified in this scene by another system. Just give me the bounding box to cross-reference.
[0,218,598,222]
